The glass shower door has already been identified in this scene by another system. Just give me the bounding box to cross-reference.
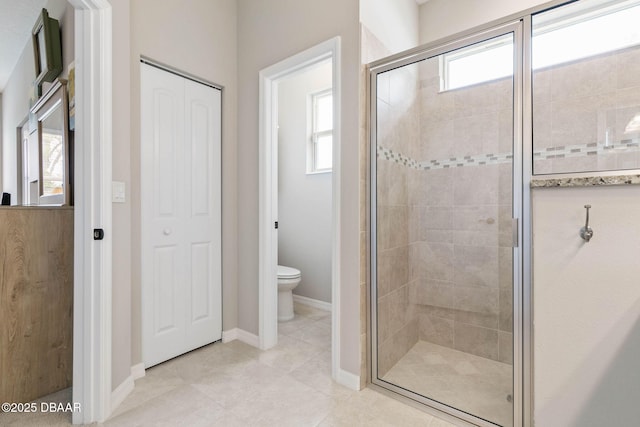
[371,26,520,427]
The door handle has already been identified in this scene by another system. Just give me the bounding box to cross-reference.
[163,228,172,236]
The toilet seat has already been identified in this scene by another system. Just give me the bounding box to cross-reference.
[277,265,301,279]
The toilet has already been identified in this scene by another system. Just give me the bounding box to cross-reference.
[277,265,301,322]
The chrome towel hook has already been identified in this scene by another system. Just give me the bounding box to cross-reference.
[580,204,594,242]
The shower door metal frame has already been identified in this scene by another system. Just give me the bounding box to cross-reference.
[368,20,527,427]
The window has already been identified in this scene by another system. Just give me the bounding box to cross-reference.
[308,89,333,173]
[441,0,640,91]
[441,35,514,91]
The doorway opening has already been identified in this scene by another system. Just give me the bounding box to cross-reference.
[276,58,333,347]
[258,38,342,381]
[0,1,112,424]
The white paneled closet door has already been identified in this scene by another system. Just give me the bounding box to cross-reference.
[141,63,222,367]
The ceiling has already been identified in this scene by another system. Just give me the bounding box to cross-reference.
[0,0,447,92]
[0,0,47,91]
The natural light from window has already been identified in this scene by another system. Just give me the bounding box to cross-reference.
[442,1,640,91]
[444,36,513,91]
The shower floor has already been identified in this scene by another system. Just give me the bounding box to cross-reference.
[381,341,513,427]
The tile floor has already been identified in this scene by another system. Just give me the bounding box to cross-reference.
[0,303,457,427]
[382,341,513,427]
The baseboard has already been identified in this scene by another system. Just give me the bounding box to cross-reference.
[131,363,145,380]
[336,369,361,391]
[222,328,260,348]
[293,294,332,312]
[222,328,238,343]
[237,329,260,347]
[110,375,134,414]
[336,368,361,391]
[110,363,145,415]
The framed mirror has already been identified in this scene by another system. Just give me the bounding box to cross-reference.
[31,78,70,205]
[32,8,62,94]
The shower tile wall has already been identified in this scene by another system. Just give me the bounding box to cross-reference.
[376,61,421,377]
[410,58,513,364]
[376,42,640,372]
[377,56,514,368]
[533,45,640,174]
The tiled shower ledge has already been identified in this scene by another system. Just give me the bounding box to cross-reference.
[530,174,640,188]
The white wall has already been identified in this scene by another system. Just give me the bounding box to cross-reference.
[1,0,73,203]
[128,0,238,375]
[418,0,547,45]
[360,0,419,56]
[278,61,333,304]
[237,0,362,375]
[533,185,640,426]
[1,42,32,201]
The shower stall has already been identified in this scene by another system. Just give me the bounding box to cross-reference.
[369,0,640,426]
[369,22,522,427]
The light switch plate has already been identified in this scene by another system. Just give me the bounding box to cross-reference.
[112,181,126,203]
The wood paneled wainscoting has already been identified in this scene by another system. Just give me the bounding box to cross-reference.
[0,207,73,403]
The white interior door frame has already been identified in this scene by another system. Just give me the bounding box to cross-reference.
[69,0,112,423]
[258,37,342,380]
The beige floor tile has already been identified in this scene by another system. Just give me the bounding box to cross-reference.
[293,303,331,321]
[257,334,324,373]
[227,375,334,427]
[287,322,331,347]
[104,384,224,427]
[109,358,187,418]
[5,303,461,427]
[289,353,354,399]
[193,360,284,409]
[318,313,333,325]
[319,388,442,427]
[278,315,317,336]
[0,388,73,426]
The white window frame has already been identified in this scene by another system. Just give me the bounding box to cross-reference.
[307,88,333,174]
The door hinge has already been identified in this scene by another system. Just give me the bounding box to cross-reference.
[512,218,519,248]
[274,221,278,229]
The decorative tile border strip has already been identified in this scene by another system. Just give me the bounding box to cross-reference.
[377,146,512,170]
[533,140,640,160]
[376,145,640,187]
[378,139,640,171]
[376,146,420,168]
[531,175,640,188]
